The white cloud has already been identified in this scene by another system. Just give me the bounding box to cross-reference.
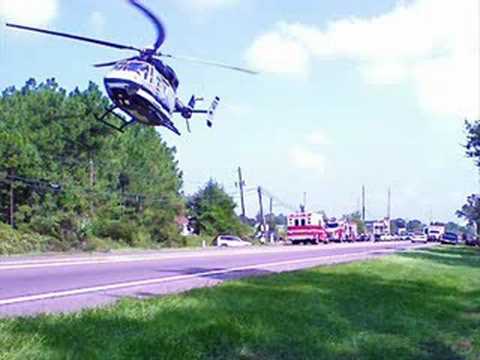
[246,0,480,119]
[289,146,326,172]
[245,31,310,76]
[307,129,330,145]
[0,0,58,26]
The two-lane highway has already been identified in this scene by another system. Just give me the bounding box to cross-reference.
[0,241,431,317]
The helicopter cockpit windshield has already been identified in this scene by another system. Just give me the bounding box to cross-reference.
[114,61,149,77]
[151,58,179,90]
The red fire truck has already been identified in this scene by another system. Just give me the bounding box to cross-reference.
[287,212,328,245]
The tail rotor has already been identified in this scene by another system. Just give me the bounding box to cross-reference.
[206,97,220,128]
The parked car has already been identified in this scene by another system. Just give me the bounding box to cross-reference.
[411,233,428,243]
[441,232,459,245]
[214,235,252,247]
[380,234,396,241]
[357,234,369,242]
[465,235,480,247]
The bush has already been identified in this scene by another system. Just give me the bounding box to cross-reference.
[183,235,212,248]
[0,222,55,255]
[83,237,127,252]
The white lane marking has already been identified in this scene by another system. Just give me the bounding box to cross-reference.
[0,250,390,306]
[0,242,412,271]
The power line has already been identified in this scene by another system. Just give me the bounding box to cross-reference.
[261,187,297,212]
[0,173,174,206]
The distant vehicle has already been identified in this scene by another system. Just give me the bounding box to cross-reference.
[426,223,445,242]
[325,219,346,242]
[411,233,428,243]
[344,221,358,242]
[440,232,459,245]
[373,218,391,239]
[465,235,480,247]
[357,233,370,242]
[214,235,252,247]
[287,212,328,245]
[380,234,396,241]
[400,233,412,241]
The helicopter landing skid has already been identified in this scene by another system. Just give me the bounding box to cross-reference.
[95,105,136,133]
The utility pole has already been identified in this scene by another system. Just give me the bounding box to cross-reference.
[8,168,15,228]
[237,167,246,218]
[362,185,366,222]
[269,197,273,216]
[387,187,391,219]
[89,158,96,187]
[257,186,265,239]
[303,192,307,212]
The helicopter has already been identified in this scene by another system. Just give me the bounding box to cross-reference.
[6,0,256,135]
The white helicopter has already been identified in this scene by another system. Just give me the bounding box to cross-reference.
[6,0,256,135]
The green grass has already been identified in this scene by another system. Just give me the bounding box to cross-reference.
[0,246,479,360]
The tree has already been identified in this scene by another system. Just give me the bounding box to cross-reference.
[0,78,185,250]
[407,220,424,233]
[465,120,480,166]
[344,211,365,234]
[274,214,287,226]
[391,218,407,235]
[445,221,467,234]
[457,194,480,235]
[459,120,480,235]
[188,180,249,237]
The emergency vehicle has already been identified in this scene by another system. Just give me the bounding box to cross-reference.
[325,219,345,242]
[287,212,328,245]
[426,222,445,242]
[325,219,358,242]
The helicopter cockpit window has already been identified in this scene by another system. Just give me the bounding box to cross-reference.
[114,62,127,71]
[164,66,179,90]
[125,62,149,76]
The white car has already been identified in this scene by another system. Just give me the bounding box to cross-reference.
[411,233,428,243]
[215,235,252,247]
[380,234,396,241]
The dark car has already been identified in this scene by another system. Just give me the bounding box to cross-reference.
[441,232,458,245]
[465,234,480,247]
[357,234,369,242]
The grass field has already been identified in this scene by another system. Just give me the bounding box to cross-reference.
[0,246,479,360]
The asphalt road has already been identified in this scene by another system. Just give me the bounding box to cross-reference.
[0,241,431,317]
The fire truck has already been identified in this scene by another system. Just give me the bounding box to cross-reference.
[325,219,345,242]
[287,212,328,245]
[325,218,358,242]
[344,221,359,242]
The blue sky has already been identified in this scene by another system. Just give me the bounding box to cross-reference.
[1,0,479,223]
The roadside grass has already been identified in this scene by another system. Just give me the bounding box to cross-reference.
[0,246,479,360]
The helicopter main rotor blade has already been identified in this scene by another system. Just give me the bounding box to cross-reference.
[129,0,166,52]
[157,54,258,75]
[6,23,141,52]
[93,57,138,68]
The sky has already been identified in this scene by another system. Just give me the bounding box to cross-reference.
[0,0,479,223]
